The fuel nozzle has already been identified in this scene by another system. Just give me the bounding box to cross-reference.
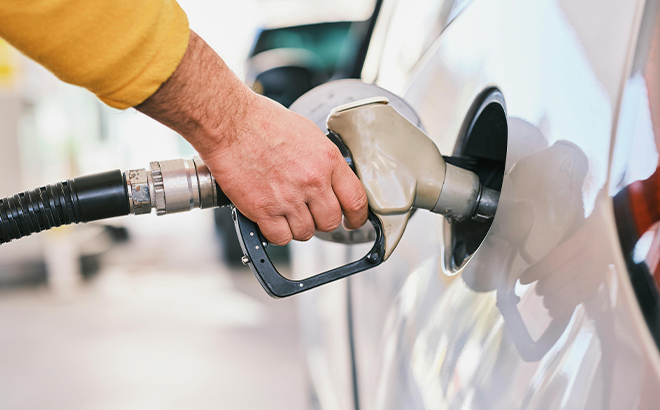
[326,97,500,260]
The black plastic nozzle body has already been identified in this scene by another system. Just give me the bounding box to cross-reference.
[0,170,129,245]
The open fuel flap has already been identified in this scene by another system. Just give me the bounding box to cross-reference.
[443,89,508,272]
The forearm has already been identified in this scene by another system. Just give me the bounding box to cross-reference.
[136,31,252,155]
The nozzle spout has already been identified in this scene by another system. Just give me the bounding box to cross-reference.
[476,186,500,220]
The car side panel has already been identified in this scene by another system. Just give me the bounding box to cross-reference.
[348,0,660,408]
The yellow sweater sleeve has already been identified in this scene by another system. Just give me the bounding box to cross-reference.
[0,0,190,109]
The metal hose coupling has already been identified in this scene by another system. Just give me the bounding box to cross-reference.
[125,157,227,216]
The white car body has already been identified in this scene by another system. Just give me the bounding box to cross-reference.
[291,0,660,409]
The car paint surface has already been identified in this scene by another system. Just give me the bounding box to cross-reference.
[291,0,660,408]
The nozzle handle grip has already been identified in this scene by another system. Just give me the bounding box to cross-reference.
[233,206,385,298]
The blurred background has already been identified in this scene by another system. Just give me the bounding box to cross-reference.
[0,0,374,408]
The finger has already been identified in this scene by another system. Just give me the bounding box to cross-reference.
[285,204,317,241]
[258,216,293,246]
[332,162,368,230]
[308,191,342,233]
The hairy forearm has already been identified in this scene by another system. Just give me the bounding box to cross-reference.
[136,30,252,155]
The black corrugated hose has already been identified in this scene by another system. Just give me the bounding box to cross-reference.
[0,170,129,245]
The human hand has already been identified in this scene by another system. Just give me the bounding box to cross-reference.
[137,31,368,245]
[200,90,369,245]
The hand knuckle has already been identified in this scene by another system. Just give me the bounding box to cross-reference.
[321,143,338,159]
[302,169,324,189]
[320,145,342,168]
[345,190,368,214]
[253,197,275,213]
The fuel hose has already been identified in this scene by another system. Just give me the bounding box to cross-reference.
[0,157,230,245]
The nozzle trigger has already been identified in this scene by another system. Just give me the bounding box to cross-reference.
[232,206,385,298]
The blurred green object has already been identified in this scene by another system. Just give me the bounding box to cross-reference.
[245,20,369,107]
[251,22,358,75]
[245,0,381,107]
